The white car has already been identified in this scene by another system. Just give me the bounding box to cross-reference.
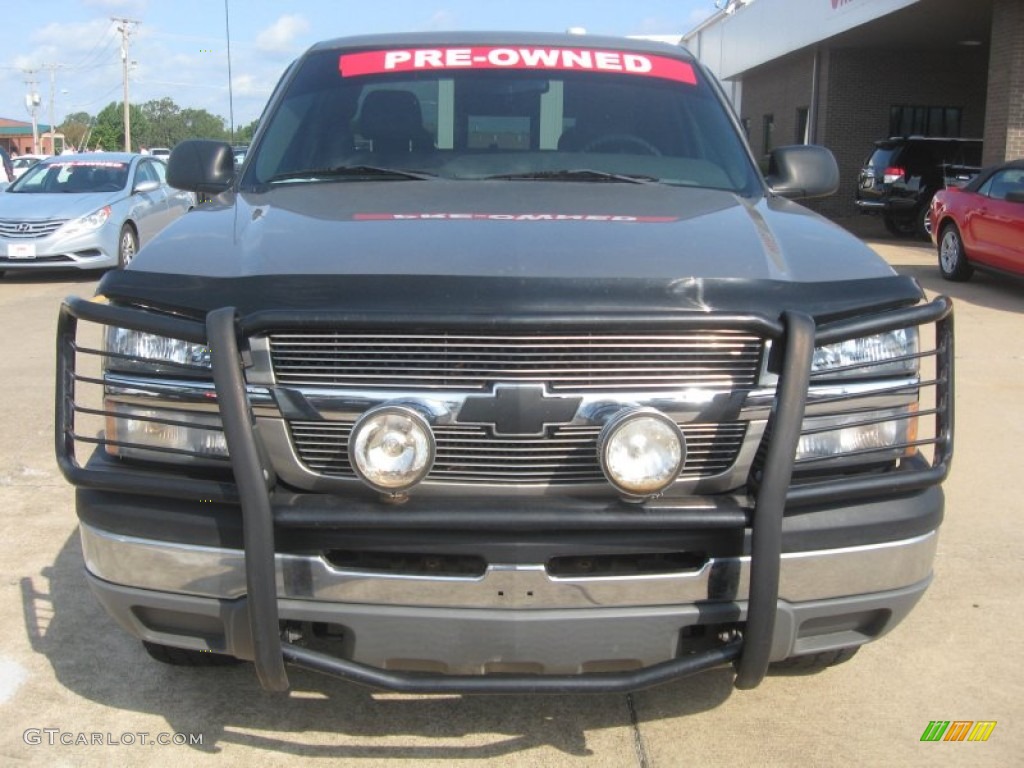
[0,152,194,273]
[11,154,48,179]
[149,147,172,160]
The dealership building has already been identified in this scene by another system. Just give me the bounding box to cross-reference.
[683,0,1023,217]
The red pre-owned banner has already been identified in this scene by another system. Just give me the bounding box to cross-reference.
[339,47,697,85]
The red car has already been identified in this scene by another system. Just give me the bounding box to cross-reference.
[929,159,1024,281]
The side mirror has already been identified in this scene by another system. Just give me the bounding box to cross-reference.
[133,179,160,194]
[167,140,234,195]
[1006,190,1024,204]
[766,145,840,200]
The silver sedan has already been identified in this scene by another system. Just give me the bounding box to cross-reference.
[0,152,194,274]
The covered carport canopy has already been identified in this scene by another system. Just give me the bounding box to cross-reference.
[687,0,1022,217]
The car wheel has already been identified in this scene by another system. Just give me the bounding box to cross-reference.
[142,641,243,667]
[916,199,933,241]
[938,223,974,282]
[769,646,859,674]
[117,224,138,269]
[883,214,916,238]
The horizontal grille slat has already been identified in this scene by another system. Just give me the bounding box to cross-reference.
[269,331,764,391]
[289,421,747,486]
[0,218,68,238]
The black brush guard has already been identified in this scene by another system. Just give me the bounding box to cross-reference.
[56,296,954,693]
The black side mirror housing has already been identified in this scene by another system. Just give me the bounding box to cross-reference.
[766,145,840,200]
[167,140,234,195]
[1006,190,1024,204]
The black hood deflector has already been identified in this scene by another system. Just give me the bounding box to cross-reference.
[97,271,924,330]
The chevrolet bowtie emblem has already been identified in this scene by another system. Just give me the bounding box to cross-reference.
[456,385,582,436]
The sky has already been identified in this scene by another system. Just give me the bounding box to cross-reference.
[0,0,718,137]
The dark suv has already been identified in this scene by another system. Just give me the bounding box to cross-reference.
[856,136,982,238]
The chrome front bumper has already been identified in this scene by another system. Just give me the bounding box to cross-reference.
[81,522,938,609]
[82,522,937,675]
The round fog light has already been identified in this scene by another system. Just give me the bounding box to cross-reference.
[598,409,685,498]
[349,406,435,493]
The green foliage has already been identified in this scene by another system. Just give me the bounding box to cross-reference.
[138,98,228,147]
[58,111,93,151]
[72,98,230,152]
[234,118,261,145]
[90,102,149,151]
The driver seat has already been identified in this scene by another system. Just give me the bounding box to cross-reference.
[358,90,434,154]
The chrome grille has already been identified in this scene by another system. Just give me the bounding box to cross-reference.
[289,420,747,485]
[269,331,764,391]
[0,218,67,239]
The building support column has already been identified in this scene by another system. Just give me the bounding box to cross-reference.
[982,0,1024,164]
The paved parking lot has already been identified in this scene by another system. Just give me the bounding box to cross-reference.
[0,224,1020,766]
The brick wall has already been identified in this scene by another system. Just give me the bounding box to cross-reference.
[740,43,988,218]
[983,0,1024,164]
[810,46,988,218]
[739,49,817,163]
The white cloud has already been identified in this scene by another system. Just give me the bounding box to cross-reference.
[255,14,310,54]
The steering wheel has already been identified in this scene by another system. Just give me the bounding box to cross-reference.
[581,133,662,156]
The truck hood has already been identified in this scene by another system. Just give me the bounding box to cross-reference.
[104,181,921,320]
[133,181,892,281]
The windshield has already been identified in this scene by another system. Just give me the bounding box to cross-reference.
[243,45,760,194]
[10,160,129,194]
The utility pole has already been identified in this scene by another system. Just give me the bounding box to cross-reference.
[113,17,140,152]
[43,63,64,154]
[22,68,41,154]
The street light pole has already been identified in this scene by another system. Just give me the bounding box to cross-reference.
[225,0,235,144]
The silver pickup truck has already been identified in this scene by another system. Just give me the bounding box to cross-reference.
[56,32,953,694]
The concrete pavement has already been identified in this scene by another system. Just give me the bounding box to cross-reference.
[0,228,1020,766]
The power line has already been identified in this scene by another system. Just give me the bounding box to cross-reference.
[67,22,118,71]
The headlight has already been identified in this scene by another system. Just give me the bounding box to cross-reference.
[598,408,685,499]
[105,327,212,374]
[349,406,435,494]
[61,205,111,237]
[105,402,228,464]
[796,406,917,466]
[812,328,918,377]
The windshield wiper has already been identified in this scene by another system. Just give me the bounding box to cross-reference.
[480,169,658,184]
[267,165,437,183]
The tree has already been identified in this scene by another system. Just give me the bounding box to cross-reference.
[90,101,150,152]
[59,111,93,152]
[137,98,229,147]
[235,118,261,145]
[74,98,229,152]
[139,97,181,147]
[178,108,229,142]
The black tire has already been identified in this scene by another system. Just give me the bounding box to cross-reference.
[142,641,243,667]
[769,646,859,674]
[883,213,916,238]
[938,223,974,282]
[117,224,139,269]
[916,199,934,241]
